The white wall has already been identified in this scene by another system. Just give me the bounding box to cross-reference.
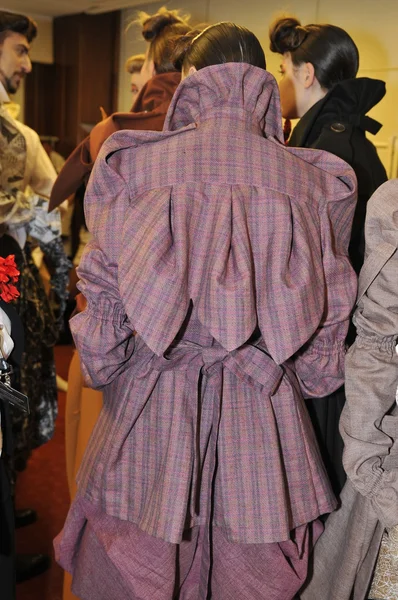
[118,0,398,173]
[29,14,54,64]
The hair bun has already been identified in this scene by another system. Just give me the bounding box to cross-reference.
[269,17,308,54]
[139,7,187,41]
[170,29,201,70]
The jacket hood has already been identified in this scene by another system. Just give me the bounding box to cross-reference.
[164,63,284,142]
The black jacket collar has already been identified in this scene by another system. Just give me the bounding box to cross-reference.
[289,77,386,148]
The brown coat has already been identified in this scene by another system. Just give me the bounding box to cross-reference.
[49,72,181,210]
[301,178,398,600]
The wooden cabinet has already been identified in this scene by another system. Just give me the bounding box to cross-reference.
[24,11,120,157]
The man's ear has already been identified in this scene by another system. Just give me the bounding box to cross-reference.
[302,62,316,89]
[188,66,197,76]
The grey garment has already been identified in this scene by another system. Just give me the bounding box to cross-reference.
[300,481,384,600]
[342,179,398,528]
[301,179,398,600]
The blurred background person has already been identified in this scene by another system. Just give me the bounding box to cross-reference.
[125,52,145,105]
[40,136,66,175]
[49,6,192,209]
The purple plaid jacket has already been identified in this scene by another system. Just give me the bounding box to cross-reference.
[70,64,358,545]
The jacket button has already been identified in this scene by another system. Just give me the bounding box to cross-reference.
[330,122,346,133]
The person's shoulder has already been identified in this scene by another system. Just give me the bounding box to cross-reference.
[13,119,40,145]
[367,179,398,220]
[99,122,197,165]
[281,142,357,204]
[312,122,355,163]
[369,178,398,197]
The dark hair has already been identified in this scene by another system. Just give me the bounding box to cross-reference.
[136,7,191,74]
[269,17,359,89]
[172,22,266,73]
[0,11,37,44]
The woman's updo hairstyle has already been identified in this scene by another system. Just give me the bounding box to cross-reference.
[172,22,266,74]
[136,6,191,73]
[269,16,359,89]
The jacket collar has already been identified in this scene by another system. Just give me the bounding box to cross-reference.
[164,63,284,142]
[289,77,386,148]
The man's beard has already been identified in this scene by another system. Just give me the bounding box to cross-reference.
[0,70,23,94]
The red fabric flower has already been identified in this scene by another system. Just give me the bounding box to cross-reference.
[0,255,20,302]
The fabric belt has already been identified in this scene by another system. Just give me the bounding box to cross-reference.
[151,340,283,394]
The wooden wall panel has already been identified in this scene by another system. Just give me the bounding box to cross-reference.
[23,62,57,136]
[25,11,120,158]
[79,13,120,124]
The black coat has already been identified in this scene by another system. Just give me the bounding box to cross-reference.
[289,78,388,497]
[289,77,388,275]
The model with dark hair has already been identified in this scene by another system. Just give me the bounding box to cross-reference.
[0,11,36,39]
[270,17,387,275]
[0,11,36,93]
[55,22,357,599]
[270,16,388,500]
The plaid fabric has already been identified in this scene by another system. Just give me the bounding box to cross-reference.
[69,64,357,545]
[55,495,323,600]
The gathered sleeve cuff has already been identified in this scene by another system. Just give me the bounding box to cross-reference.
[293,327,346,398]
[342,329,398,527]
[70,291,135,390]
[69,150,135,389]
[292,193,357,397]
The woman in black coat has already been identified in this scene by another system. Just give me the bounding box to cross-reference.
[269,17,388,496]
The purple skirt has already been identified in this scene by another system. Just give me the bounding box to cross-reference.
[55,495,323,600]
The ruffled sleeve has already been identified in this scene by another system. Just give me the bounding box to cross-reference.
[69,150,135,389]
[292,192,357,397]
[342,200,398,526]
